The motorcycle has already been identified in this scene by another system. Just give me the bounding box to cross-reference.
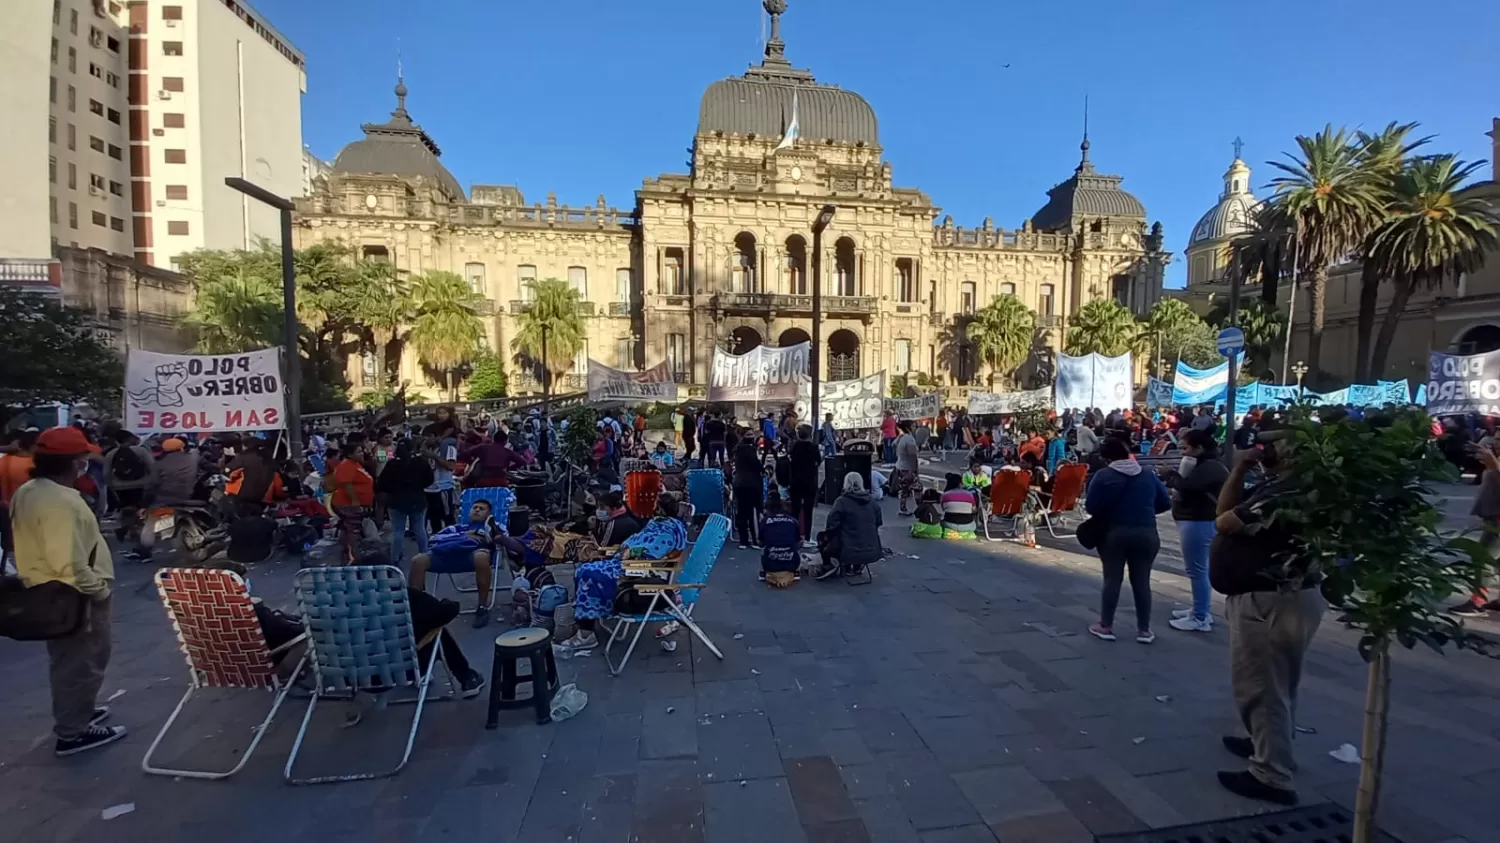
[141,500,223,562]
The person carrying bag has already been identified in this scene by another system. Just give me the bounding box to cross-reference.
[0,426,125,756]
[1080,438,1171,644]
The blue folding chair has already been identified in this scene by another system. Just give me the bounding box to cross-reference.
[438,487,515,611]
[285,565,442,785]
[685,468,725,515]
[604,513,730,676]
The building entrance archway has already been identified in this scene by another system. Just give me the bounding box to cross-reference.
[727,325,763,355]
[1456,324,1500,355]
[828,328,860,381]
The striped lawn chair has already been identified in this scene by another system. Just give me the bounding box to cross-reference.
[604,513,730,676]
[439,486,515,610]
[284,565,441,785]
[142,568,307,780]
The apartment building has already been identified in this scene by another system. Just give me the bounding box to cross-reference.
[128,0,307,268]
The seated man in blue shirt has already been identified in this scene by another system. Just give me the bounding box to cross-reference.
[410,498,511,629]
[758,491,802,587]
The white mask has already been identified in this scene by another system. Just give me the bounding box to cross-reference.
[1178,456,1198,475]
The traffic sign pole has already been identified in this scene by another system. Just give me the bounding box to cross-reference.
[1222,273,1244,463]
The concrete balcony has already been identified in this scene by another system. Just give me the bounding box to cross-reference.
[714,292,876,318]
[508,300,595,317]
[607,301,632,317]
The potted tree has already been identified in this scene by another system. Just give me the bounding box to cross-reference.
[1275,405,1492,841]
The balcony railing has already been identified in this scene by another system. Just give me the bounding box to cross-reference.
[716,292,875,315]
[508,300,595,316]
[607,301,631,317]
[928,312,946,329]
[1037,314,1062,328]
[473,299,496,316]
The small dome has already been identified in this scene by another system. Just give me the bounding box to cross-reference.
[1031,138,1146,232]
[1189,158,1261,246]
[331,78,465,201]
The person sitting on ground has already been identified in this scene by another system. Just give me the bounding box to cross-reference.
[939,473,979,538]
[910,487,945,539]
[758,490,801,587]
[816,472,884,580]
[410,498,502,628]
[554,513,691,654]
[650,440,676,470]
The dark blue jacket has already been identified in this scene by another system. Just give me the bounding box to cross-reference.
[1085,462,1171,528]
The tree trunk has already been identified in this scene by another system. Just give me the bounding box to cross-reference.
[1354,640,1392,843]
[1353,263,1381,384]
[1305,265,1328,387]
[1260,244,1280,307]
[1368,280,1414,380]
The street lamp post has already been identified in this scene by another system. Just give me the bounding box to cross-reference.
[1292,360,1309,397]
[224,177,301,458]
[809,205,836,426]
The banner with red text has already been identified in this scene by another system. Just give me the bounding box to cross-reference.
[587,358,679,404]
[124,348,285,434]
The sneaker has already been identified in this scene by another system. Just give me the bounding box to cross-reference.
[757,570,767,582]
[1136,630,1156,644]
[1221,735,1253,759]
[815,563,841,581]
[473,604,491,629]
[55,724,127,757]
[1215,770,1297,805]
[1088,623,1116,641]
[655,621,681,639]
[1449,601,1487,617]
[90,706,110,726]
[802,539,817,550]
[1168,615,1213,633]
[738,543,751,550]
[1171,608,1194,619]
[556,631,598,652]
[459,670,486,699]
[660,639,678,653]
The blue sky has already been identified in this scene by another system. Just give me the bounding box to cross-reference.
[255,0,1498,288]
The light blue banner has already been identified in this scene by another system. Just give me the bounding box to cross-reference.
[1146,377,1174,407]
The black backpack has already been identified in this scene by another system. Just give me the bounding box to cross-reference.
[112,445,149,483]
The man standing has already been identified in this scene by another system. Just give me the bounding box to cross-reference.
[703,412,728,468]
[105,430,156,561]
[1210,421,1323,805]
[680,407,697,465]
[788,425,821,547]
[892,421,920,516]
[879,411,898,465]
[12,427,125,755]
[819,413,839,458]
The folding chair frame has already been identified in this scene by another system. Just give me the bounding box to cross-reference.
[140,635,308,780]
[603,585,723,676]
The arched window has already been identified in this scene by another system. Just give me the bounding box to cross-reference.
[733,232,758,293]
[835,237,857,296]
[785,235,807,295]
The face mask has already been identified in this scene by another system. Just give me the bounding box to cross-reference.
[596,509,609,520]
[1178,456,1198,475]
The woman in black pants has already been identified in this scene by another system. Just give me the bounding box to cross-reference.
[731,433,764,549]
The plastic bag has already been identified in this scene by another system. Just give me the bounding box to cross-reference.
[550,683,588,721]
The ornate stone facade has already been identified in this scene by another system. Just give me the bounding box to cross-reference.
[294,3,1169,402]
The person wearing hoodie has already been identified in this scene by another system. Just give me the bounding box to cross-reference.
[1044,430,1068,475]
[1166,429,1229,632]
[1084,438,1171,643]
[816,472,883,580]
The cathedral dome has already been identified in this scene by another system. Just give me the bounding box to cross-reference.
[332,78,465,201]
[696,0,878,145]
[1030,137,1146,232]
[1189,156,1260,246]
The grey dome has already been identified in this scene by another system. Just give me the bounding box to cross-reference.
[1031,139,1146,232]
[332,79,465,201]
[698,77,878,145]
[1189,158,1260,246]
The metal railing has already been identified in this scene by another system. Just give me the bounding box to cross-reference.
[716,292,875,314]
[607,301,631,316]
[508,300,595,316]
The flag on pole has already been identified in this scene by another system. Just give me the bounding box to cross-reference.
[774,91,800,151]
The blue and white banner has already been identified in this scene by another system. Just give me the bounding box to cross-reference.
[1055,352,1133,412]
[1171,358,1238,405]
[1377,380,1411,405]
[1146,377,1174,408]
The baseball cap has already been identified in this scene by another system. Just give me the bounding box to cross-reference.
[161,438,186,452]
[35,426,92,456]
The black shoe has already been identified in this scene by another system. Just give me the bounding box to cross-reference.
[1216,770,1297,805]
[815,563,840,581]
[738,543,751,550]
[90,706,110,726]
[55,725,127,757]
[473,604,491,629]
[757,570,766,582]
[459,670,486,700]
[1450,601,1487,617]
[1221,735,1253,759]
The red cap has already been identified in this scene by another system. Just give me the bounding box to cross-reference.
[35,426,92,456]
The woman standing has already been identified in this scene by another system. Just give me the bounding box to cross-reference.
[1083,438,1171,643]
[1166,429,1228,632]
[377,440,434,565]
[731,433,764,549]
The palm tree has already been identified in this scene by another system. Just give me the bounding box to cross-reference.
[182,270,281,352]
[1066,298,1141,357]
[1366,156,1499,378]
[1266,126,1384,384]
[353,261,414,385]
[1352,122,1431,382]
[1232,204,1296,308]
[511,278,587,387]
[964,294,1034,388]
[406,270,485,400]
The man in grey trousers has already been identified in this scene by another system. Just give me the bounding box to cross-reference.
[1209,421,1323,805]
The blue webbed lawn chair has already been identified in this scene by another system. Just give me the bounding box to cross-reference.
[685,468,725,516]
[437,486,515,610]
[284,565,443,785]
[604,513,729,676]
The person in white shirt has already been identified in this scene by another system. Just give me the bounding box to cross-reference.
[422,436,459,532]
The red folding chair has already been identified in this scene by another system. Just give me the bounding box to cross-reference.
[1042,463,1089,538]
[626,468,663,520]
[982,470,1031,541]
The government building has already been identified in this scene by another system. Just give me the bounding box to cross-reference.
[294,1,1170,403]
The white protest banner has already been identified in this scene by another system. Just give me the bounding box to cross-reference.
[707,342,810,404]
[1427,349,1500,416]
[886,391,941,420]
[587,359,678,405]
[124,348,286,434]
[1054,352,1133,411]
[967,387,1052,415]
[792,372,886,430]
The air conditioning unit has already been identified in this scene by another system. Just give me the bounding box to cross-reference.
[155,199,166,207]
[156,90,171,100]
[152,128,164,136]
[164,18,178,27]
[89,186,103,197]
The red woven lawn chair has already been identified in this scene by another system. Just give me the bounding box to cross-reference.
[1042,463,1089,538]
[626,468,663,520]
[141,568,307,779]
[982,470,1031,541]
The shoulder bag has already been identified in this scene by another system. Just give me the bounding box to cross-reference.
[0,546,96,641]
[1074,470,1140,551]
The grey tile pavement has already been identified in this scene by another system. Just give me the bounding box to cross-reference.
[2,493,1499,843]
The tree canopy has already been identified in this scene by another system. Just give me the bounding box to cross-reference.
[965,294,1035,387]
[1144,298,1218,375]
[0,287,123,413]
[1065,299,1141,357]
[511,278,587,380]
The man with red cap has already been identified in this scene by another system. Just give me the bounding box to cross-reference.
[10,426,125,756]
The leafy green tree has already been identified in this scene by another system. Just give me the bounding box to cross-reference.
[1065,298,1141,357]
[561,406,598,465]
[511,278,586,381]
[0,287,123,416]
[1207,298,1286,380]
[466,347,509,400]
[1351,122,1430,382]
[407,270,485,400]
[1266,126,1384,384]
[1275,406,1492,842]
[965,294,1035,387]
[180,270,282,353]
[1144,298,1217,376]
[888,374,907,399]
[1365,156,1499,378]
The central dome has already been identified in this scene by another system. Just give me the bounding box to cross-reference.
[696,1,878,145]
[1189,158,1261,246]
